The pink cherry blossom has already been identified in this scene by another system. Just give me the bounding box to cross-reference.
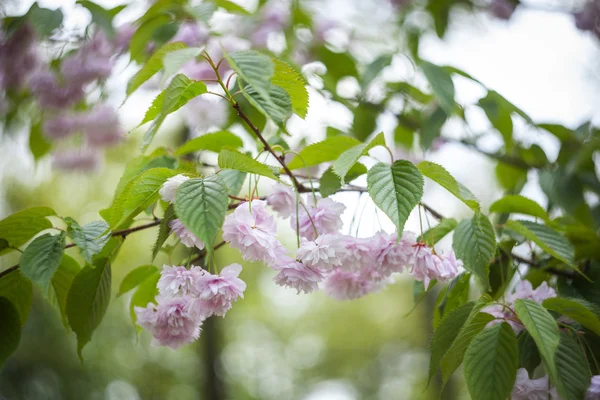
[135,296,202,349]
[222,200,288,266]
[82,105,124,147]
[52,148,101,171]
[273,258,324,294]
[506,280,557,305]
[43,114,81,140]
[186,263,246,318]
[410,245,461,289]
[324,268,374,300]
[171,22,209,47]
[341,235,380,269]
[29,70,85,109]
[159,174,190,204]
[511,369,557,400]
[60,31,114,85]
[266,183,295,218]
[586,376,600,400]
[157,265,204,297]
[290,197,346,240]
[371,231,417,280]
[169,219,205,250]
[296,234,346,269]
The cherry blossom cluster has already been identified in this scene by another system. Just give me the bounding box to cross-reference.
[512,369,600,399]
[135,264,246,349]
[575,0,600,39]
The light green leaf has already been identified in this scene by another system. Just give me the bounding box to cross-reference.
[0,297,21,369]
[219,169,247,197]
[67,257,112,360]
[418,161,480,211]
[175,175,229,247]
[118,265,159,297]
[224,50,274,100]
[218,149,279,181]
[420,106,447,150]
[151,205,175,261]
[271,58,309,118]
[352,102,379,141]
[543,297,600,335]
[320,164,367,198]
[175,131,243,156]
[479,91,514,150]
[504,220,575,266]
[51,255,81,330]
[421,61,455,115]
[361,54,393,90]
[0,206,56,252]
[142,74,208,151]
[463,323,518,400]
[127,41,187,96]
[514,299,560,383]
[0,271,32,326]
[428,302,475,384]
[212,0,251,15]
[490,195,549,221]
[242,83,292,127]
[287,136,362,170]
[66,219,110,263]
[162,47,204,81]
[77,0,118,38]
[367,160,424,234]
[129,271,160,331]
[29,120,51,161]
[555,332,591,400]
[418,218,458,245]
[452,213,496,289]
[332,132,386,182]
[20,232,65,294]
[26,3,63,37]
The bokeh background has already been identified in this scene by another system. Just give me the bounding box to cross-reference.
[1,0,599,399]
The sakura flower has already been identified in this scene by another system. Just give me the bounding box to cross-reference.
[169,219,205,249]
[291,197,346,240]
[372,231,417,280]
[342,235,380,269]
[157,265,204,297]
[183,96,229,132]
[171,22,209,47]
[82,105,124,147]
[186,263,246,318]
[296,234,346,269]
[511,369,557,400]
[324,269,374,300]
[222,200,288,266]
[52,148,101,171]
[60,31,114,85]
[273,258,324,294]
[135,296,202,349]
[506,280,557,305]
[266,183,295,218]
[159,174,190,204]
[410,245,461,289]
[586,375,600,400]
[43,114,82,140]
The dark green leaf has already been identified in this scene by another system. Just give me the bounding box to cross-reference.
[361,54,393,90]
[77,0,118,38]
[504,220,575,266]
[242,83,292,127]
[320,164,367,197]
[418,161,480,211]
[518,332,541,376]
[555,332,591,400]
[543,297,600,335]
[66,219,110,263]
[27,3,63,37]
[51,254,80,330]
[0,297,21,369]
[152,205,175,261]
[175,131,243,156]
[420,106,447,150]
[118,265,159,297]
[0,271,32,326]
[287,136,361,170]
[490,195,549,222]
[29,120,51,161]
[352,103,379,142]
[225,50,274,100]
[453,213,496,289]
[418,218,458,245]
[0,207,55,252]
[421,61,455,115]
[20,232,65,293]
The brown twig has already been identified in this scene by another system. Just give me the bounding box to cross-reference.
[189,241,227,265]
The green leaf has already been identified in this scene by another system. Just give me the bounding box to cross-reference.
[51,255,80,330]
[0,297,21,369]
[367,160,424,234]
[539,123,577,143]
[242,83,292,127]
[555,333,591,400]
[219,169,247,197]
[352,103,379,141]
[478,91,514,150]
[420,106,447,150]
[67,257,112,360]
[118,265,159,297]
[175,175,228,248]
[452,213,496,289]
[0,239,8,252]
[543,297,600,335]
[129,271,160,331]
[361,54,393,90]
[29,120,51,161]
[315,46,358,82]
[162,47,204,81]
[417,161,480,211]
[174,131,243,156]
[320,164,367,197]
[218,149,280,181]
[271,58,309,118]
[421,61,455,115]
[434,273,471,327]
[102,168,177,228]
[418,218,458,245]
[127,41,187,96]
[496,162,527,191]
[518,332,541,376]
[428,302,475,384]
[490,195,549,222]
[20,232,65,294]
[463,323,518,400]
[26,3,63,37]
[332,132,386,182]
[0,271,32,326]
[287,136,361,170]
[66,219,110,263]
[211,0,251,15]
[77,0,118,38]
[141,74,208,151]
[514,299,560,382]
[504,220,575,266]
[0,207,55,252]
[152,204,175,261]
[225,50,274,101]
